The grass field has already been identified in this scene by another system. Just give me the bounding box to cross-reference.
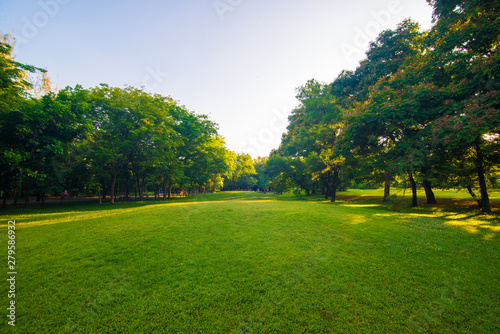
[1,191,499,333]
[338,187,500,202]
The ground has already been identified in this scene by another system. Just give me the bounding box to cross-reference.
[0,190,499,333]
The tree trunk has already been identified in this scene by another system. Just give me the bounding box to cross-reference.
[110,164,121,205]
[422,180,437,204]
[133,170,138,200]
[323,172,331,200]
[331,167,339,202]
[41,193,46,205]
[139,174,145,201]
[475,137,491,213]
[110,176,116,204]
[383,170,391,202]
[133,179,137,200]
[466,185,481,207]
[407,168,418,207]
[131,162,139,201]
[163,177,170,201]
[24,187,29,210]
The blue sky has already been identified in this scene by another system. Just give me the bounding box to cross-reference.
[0,0,434,157]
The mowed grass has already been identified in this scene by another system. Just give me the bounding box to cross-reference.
[338,187,500,200]
[1,192,499,333]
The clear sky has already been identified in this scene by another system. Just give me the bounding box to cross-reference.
[0,0,434,158]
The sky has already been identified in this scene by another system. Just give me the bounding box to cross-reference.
[0,0,434,158]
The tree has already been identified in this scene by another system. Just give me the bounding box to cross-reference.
[277,79,346,200]
[1,64,90,207]
[337,20,428,205]
[254,156,271,191]
[225,153,256,190]
[0,36,45,206]
[263,153,294,194]
[89,85,180,203]
[421,0,500,212]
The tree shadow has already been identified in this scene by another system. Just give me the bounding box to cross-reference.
[428,206,500,239]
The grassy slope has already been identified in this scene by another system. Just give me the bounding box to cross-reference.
[1,192,499,333]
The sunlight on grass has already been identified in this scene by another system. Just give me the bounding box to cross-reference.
[403,213,444,218]
[339,188,500,200]
[444,213,475,219]
[236,199,275,204]
[5,203,173,228]
[345,214,367,225]
[444,220,500,236]
[482,225,500,232]
[484,233,496,240]
[341,204,381,208]
[3,199,278,229]
[371,210,500,239]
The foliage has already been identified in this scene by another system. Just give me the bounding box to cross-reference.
[260,0,499,212]
[0,40,232,205]
[223,153,257,191]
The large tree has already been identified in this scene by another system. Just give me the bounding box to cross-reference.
[89,85,181,203]
[421,0,500,212]
[225,153,256,191]
[0,37,45,206]
[337,20,429,205]
[278,79,346,200]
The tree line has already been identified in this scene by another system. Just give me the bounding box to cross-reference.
[0,37,261,207]
[2,0,499,212]
[260,0,500,212]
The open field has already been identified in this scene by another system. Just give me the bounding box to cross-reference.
[1,191,499,333]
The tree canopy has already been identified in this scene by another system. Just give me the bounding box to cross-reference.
[1,0,498,212]
[260,0,499,212]
[0,37,234,207]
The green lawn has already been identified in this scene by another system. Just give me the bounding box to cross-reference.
[338,187,500,201]
[1,192,499,333]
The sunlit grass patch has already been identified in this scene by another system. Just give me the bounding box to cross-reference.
[444,218,500,236]
[341,204,382,208]
[339,187,500,201]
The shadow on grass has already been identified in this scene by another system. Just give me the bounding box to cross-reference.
[0,192,282,229]
[0,195,204,229]
[325,192,500,240]
[361,197,500,240]
[3,191,499,239]
[422,205,500,239]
